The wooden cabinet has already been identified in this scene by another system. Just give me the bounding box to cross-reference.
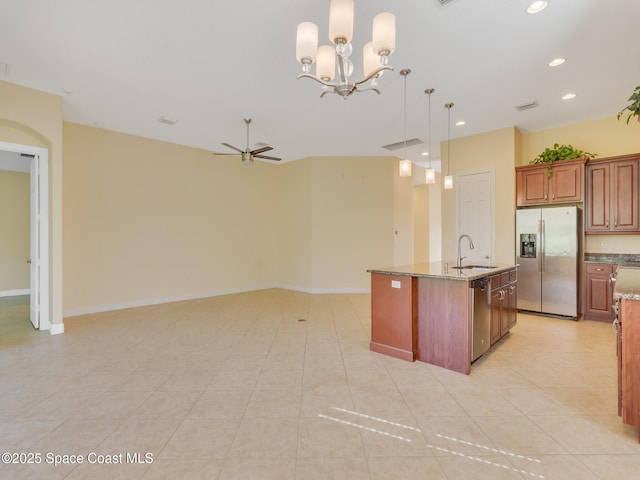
[490,269,517,345]
[516,158,585,207]
[619,297,640,442]
[584,263,617,321]
[586,155,640,233]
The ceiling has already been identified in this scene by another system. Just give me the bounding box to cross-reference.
[1,0,639,170]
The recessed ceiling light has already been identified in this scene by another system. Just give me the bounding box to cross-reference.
[562,93,576,100]
[548,58,566,67]
[422,152,429,156]
[63,88,74,94]
[526,1,549,14]
[455,121,466,126]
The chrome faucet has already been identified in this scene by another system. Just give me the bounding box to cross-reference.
[457,234,475,268]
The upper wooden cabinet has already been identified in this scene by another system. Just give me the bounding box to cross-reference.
[516,158,585,207]
[585,154,640,234]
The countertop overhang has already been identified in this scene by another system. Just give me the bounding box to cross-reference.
[614,267,640,301]
[367,262,518,281]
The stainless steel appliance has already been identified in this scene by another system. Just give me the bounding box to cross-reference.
[471,277,491,361]
[515,205,579,318]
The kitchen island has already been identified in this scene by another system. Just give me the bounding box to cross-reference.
[367,262,518,374]
[613,267,640,441]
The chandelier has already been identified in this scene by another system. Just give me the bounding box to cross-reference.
[295,0,396,99]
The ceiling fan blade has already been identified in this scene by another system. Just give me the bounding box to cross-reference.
[212,152,240,156]
[250,145,273,155]
[254,154,281,161]
[221,142,244,154]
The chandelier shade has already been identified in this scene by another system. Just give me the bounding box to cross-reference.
[295,1,396,98]
[328,0,354,44]
[296,22,319,66]
[372,12,396,56]
[317,45,336,81]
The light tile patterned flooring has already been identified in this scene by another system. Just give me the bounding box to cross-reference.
[1,290,639,479]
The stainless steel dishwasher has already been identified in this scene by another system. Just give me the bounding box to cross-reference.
[471,277,491,362]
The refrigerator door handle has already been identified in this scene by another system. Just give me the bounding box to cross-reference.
[536,220,542,272]
[540,219,545,271]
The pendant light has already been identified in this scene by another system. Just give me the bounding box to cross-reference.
[424,88,435,184]
[443,102,454,189]
[399,69,412,177]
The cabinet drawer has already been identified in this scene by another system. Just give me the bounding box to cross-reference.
[586,263,615,275]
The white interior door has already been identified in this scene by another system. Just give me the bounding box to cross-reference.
[457,169,495,264]
[29,155,40,328]
[0,141,49,331]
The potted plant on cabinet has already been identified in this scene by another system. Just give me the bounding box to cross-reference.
[617,85,640,124]
[530,143,596,177]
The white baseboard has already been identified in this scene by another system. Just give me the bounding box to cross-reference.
[0,289,30,298]
[63,284,370,318]
[275,284,370,294]
[62,284,279,318]
[49,323,65,335]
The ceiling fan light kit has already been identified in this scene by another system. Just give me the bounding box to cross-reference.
[295,0,396,99]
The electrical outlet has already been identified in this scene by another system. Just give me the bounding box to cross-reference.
[391,280,401,289]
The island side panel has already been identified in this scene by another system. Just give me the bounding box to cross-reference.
[416,277,471,374]
[370,273,417,362]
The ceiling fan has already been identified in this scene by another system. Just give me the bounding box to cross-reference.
[213,118,281,164]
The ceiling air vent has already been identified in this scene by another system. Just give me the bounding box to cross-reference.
[158,116,178,125]
[434,0,457,7]
[382,138,424,151]
[515,100,539,112]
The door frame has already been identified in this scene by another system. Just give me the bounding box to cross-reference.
[0,141,49,331]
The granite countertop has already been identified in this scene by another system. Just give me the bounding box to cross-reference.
[584,253,640,268]
[614,267,640,301]
[367,262,517,281]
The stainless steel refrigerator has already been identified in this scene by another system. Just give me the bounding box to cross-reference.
[516,205,579,318]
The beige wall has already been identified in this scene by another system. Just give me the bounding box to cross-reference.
[522,116,640,255]
[309,156,396,291]
[63,123,280,314]
[0,171,30,291]
[440,127,518,264]
[0,80,63,327]
[521,116,640,165]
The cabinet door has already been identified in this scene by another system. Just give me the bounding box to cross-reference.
[490,288,503,345]
[507,283,517,329]
[516,168,548,206]
[585,275,613,316]
[585,163,610,231]
[550,162,583,203]
[611,160,639,232]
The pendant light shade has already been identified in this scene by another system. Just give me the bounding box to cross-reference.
[424,88,435,185]
[399,159,412,177]
[425,168,436,184]
[399,69,412,177]
[444,102,454,189]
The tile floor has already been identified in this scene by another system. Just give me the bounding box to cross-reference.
[1,290,639,479]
